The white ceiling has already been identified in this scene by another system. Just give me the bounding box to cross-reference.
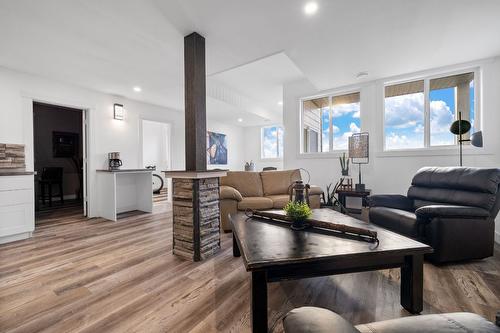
[209,52,304,114]
[1,0,500,126]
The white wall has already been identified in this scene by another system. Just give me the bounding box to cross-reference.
[142,120,170,172]
[283,57,500,244]
[243,126,284,171]
[0,66,246,218]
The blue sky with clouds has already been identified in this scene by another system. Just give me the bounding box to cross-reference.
[385,83,474,149]
[322,102,360,151]
[262,126,283,158]
[264,82,474,156]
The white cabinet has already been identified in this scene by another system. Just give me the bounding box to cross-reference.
[0,175,35,244]
[96,170,153,221]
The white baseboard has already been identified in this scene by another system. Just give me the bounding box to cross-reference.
[495,231,500,245]
[0,232,32,244]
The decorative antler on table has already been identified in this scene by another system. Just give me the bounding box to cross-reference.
[248,210,378,244]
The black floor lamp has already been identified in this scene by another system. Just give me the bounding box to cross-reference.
[450,112,483,166]
[348,132,369,191]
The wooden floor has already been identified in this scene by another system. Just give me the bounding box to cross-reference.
[1,201,499,332]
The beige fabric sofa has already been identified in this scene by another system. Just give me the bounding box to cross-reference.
[219,169,323,231]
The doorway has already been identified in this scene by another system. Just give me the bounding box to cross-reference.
[33,102,87,222]
[141,120,171,204]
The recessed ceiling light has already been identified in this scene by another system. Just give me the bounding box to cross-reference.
[133,86,142,92]
[356,71,369,79]
[278,101,283,106]
[304,2,318,15]
[237,118,243,122]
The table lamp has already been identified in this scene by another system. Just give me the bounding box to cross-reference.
[348,132,369,191]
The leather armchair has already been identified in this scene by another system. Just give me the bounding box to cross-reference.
[283,307,500,333]
[367,167,500,263]
[367,194,414,211]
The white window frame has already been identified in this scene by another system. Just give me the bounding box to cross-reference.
[299,89,362,156]
[382,67,480,152]
[260,125,283,160]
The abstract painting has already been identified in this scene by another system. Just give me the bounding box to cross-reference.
[207,131,227,165]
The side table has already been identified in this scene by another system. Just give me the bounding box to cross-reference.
[335,188,371,214]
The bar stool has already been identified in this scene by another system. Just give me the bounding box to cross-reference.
[39,167,64,207]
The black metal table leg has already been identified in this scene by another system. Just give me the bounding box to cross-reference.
[233,233,241,257]
[401,254,424,314]
[251,271,268,333]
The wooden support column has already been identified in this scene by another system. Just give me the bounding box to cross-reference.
[184,32,207,172]
[164,33,225,262]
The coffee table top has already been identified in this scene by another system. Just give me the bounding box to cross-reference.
[230,209,432,271]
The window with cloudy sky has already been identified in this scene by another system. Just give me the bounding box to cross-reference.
[302,92,360,153]
[261,126,283,159]
[384,71,475,150]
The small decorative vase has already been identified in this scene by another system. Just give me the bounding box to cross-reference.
[291,219,310,231]
[244,161,255,171]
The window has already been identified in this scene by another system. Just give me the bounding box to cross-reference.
[384,71,476,150]
[302,92,360,153]
[384,80,425,149]
[430,73,475,146]
[261,126,283,159]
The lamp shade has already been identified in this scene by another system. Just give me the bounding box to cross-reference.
[348,132,369,159]
[450,119,471,135]
[471,131,483,147]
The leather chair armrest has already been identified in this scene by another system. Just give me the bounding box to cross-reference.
[308,185,324,196]
[220,185,243,202]
[415,205,490,219]
[366,194,414,211]
[283,307,360,333]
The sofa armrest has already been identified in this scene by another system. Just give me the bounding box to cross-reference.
[308,185,324,196]
[366,194,414,211]
[220,185,243,202]
[415,205,490,219]
[283,307,359,333]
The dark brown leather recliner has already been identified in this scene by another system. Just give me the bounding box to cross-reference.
[283,307,500,333]
[367,167,500,263]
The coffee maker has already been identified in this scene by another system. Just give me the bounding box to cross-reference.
[108,152,122,170]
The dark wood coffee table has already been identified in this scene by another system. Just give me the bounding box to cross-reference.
[230,209,433,333]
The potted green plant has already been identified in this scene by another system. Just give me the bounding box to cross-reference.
[339,152,349,176]
[284,201,312,230]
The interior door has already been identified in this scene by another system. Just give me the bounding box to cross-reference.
[82,110,88,216]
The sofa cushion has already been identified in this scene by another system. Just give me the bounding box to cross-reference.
[415,205,490,219]
[408,185,497,211]
[356,312,500,333]
[412,166,500,194]
[367,194,414,211]
[237,197,274,210]
[408,167,500,211]
[260,169,301,196]
[220,185,243,201]
[221,171,264,197]
[309,185,324,196]
[369,207,419,238]
[284,307,360,333]
[267,194,290,209]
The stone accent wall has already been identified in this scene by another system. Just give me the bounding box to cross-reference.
[172,177,221,261]
[0,144,25,170]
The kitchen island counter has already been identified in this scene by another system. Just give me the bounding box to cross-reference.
[96,169,153,221]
